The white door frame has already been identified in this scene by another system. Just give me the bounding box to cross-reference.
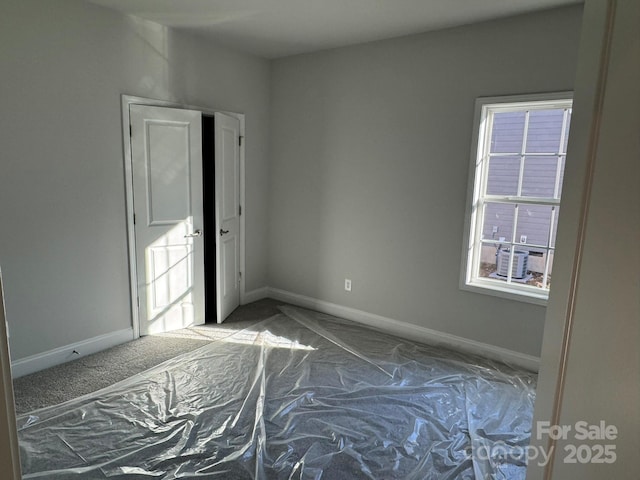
[121,95,246,338]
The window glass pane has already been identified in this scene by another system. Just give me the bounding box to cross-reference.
[550,207,560,248]
[490,111,525,153]
[486,156,520,195]
[515,204,553,247]
[521,156,559,198]
[523,247,551,290]
[561,110,572,154]
[482,203,514,242]
[525,109,565,153]
[478,241,500,280]
[545,250,554,289]
[557,156,566,198]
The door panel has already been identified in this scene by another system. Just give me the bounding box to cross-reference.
[221,126,239,221]
[215,113,241,322]
[222,236,238,298]
[130,105,205,335]
[146,123,191,223]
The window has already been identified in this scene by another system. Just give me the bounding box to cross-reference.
[461,93,573,304]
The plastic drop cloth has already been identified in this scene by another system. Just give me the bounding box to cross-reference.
[17,306,537,479]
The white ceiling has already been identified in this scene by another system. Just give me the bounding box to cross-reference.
[89,0,583,59]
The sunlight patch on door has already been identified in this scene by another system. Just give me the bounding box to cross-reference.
[145,221,195,334]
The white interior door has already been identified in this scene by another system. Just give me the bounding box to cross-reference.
[215,112,241,322]
[130,105,205,335]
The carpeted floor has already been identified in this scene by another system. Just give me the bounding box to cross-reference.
[12,298,284,414]
[17,305,536,479]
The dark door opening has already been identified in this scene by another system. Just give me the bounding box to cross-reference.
[202,115,216,323]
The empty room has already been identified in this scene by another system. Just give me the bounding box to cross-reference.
[0,0,637,479]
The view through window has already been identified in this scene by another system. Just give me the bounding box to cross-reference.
[463,94,573,302]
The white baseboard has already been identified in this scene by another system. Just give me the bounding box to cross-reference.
[11,328,135,378]
[268,287,540,372]
[242,286,269,305]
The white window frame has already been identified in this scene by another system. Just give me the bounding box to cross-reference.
[460,92,573,305]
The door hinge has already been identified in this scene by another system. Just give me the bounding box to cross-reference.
[239,205,242,216]
[239,136,244,147]
[129,125,132,137]
[133,213,136,225]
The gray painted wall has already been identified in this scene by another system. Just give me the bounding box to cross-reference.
[0,1,584,363]
[0,0,270,360]
[268,6,583,357]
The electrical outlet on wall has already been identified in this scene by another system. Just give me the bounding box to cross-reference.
[344,279,352,292]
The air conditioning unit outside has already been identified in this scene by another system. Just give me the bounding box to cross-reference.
[496,249,529,279]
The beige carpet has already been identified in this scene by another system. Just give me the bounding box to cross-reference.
[12,298,284,414]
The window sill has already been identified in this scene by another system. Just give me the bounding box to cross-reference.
[461,279,549,306]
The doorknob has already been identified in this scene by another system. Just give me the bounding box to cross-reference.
[220,229,229,236]
[184,229,203,238]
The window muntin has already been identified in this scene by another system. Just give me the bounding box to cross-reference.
[463,95,572,302]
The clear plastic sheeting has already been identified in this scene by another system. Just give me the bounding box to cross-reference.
[17,306,537,479]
